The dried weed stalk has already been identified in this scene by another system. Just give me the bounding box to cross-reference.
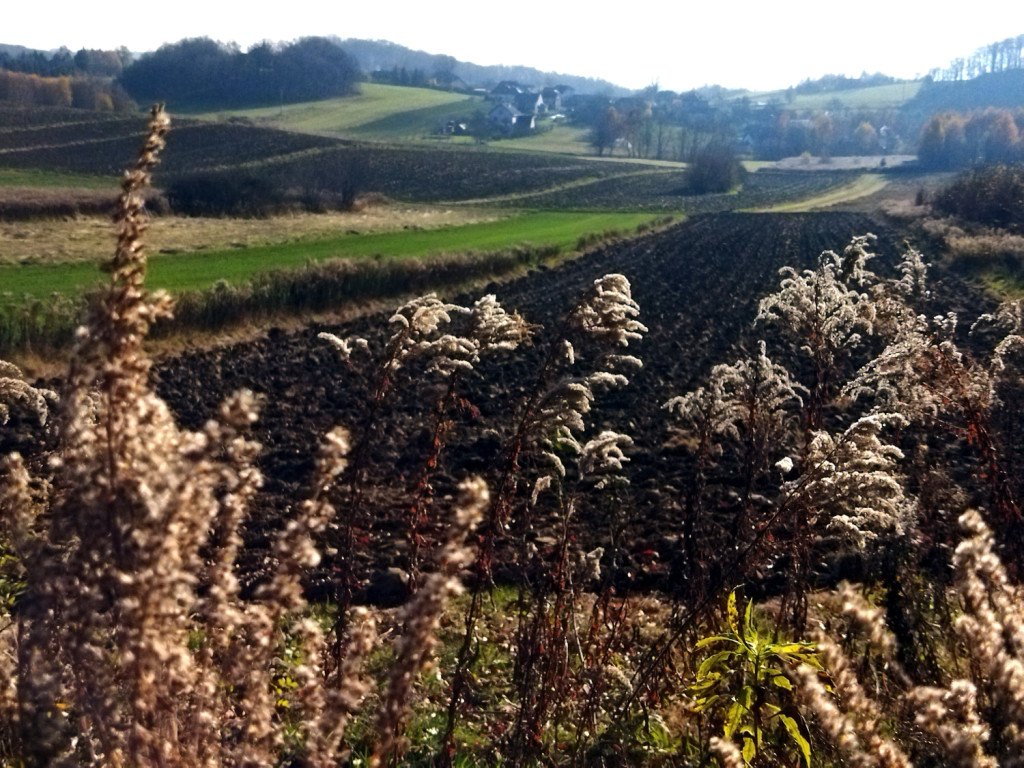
[370,476,486,767]
[757,236,878,429]
[0,361,56,429]
[0,107,381,768]
[441,274,645,764]
[319,293,528,596]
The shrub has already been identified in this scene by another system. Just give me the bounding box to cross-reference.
[684,144,747,194]
[933,163,1024,230]
[165,171,288,217]
[690,591,819,766]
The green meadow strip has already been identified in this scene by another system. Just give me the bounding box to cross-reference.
[0,211,659,299]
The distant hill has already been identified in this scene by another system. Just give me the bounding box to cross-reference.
[335,38,628,96]
[905,69,1024,115]
[0,44,33,58]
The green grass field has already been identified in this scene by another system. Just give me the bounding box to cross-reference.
[196,83,480,139]
[342,98,482,141]
[0,211,664,299]
[748,81,923,111]
[496,122,593,155]
[0,169,119,190]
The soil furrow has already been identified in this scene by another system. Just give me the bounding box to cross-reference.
[151,211,988,594]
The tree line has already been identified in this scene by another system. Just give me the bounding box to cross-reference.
[0,46,137,111]
[0,70,134,111]
[790,71,896,94]
[927,34,1024,82]
[918,108,1024,169]
[581,90,738,161]
[743,105,902,160]
[0,46,133,78]
[0,37,361,112]
[119,37,361,109]
[579,88,906,163]
[369,65,431,88]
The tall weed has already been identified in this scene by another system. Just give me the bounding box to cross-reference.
[4,108,1024,768]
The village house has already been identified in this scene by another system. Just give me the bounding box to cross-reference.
[488,80,527,105]
[486,82,545,135]
[487,102,536,134]
[540,85,575,113]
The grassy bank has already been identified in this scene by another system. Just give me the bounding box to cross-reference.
[744,80,922,110]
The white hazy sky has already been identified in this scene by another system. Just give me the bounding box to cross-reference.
[5,1,1023,92]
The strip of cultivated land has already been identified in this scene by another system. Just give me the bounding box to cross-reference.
[0,108,859,210]
[0,107,902,357]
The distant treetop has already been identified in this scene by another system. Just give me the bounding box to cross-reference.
[927,34,1024,82]
[118,37,361,109]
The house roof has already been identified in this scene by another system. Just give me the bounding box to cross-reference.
[491,81,525,95]
[489,103,524,118]
[514,92,542,112]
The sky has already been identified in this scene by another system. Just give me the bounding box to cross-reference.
[5,1,1023,92]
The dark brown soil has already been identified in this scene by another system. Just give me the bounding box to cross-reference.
[149,212,999,598]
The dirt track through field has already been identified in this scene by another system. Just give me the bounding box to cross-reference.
[153,211,985,594]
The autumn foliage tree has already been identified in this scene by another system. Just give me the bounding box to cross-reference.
[0,69,131,111]
[919,108,1024,169]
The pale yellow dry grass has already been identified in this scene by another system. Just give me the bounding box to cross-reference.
[772,155,917,171]
[0,204,508,266]
[746,174,890,213]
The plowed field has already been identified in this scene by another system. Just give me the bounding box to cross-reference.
[152,212,992,595]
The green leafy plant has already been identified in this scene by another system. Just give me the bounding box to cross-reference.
[690,592,819,766]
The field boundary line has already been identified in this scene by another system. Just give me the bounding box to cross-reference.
[179,145,341,175]
[0,133,145,155]
[442,168,676,206]
[0,118,139,136]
